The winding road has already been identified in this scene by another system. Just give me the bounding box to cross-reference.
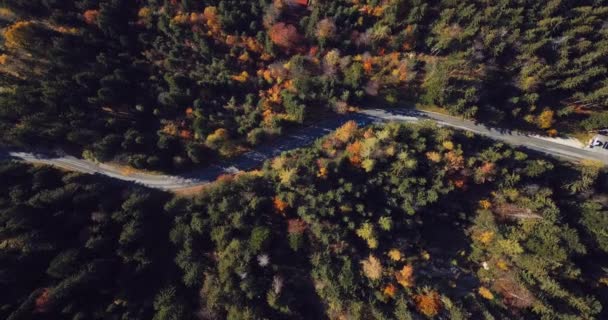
[1,109,607,191]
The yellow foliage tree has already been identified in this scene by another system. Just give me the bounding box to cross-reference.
[479,199,492,209]
[3,21,35,48]
[161,122,178,136]
[388,249,402,261]
[317,166,328,179]
[232,71,249,82]
[138,7,152,22]
[334,121,358,143]
[421,250,431,260]
[537,109,554,129]
[361,158,376,172]
[478,287,494,300]
[278,168,297,185]
[171,13,189,25]
[361,255,383,280]
[206,128,229,145]
[356,222,378,249]
[271,155,287,170]
[0,8,16,20]
[496,259,509,271]
[442,141,454,150]
[426,151,442,163]
[474,231,495,245]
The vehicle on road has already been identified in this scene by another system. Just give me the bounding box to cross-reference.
[589,134,608,150]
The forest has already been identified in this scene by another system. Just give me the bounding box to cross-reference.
[1,1,608,318]
[2,121,608,319]
[1,0,607,172]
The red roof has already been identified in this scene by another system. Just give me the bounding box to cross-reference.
[287,0,309,6]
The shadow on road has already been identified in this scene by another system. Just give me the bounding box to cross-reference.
[181,112,378,182]
[0,148,10,161]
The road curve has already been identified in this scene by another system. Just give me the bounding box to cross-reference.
[1,109,606,191]
[0,112,374,191]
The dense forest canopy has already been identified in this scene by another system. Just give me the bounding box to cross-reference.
[0,0,607,171]
[2,121,608,319]
[1,1,608,318]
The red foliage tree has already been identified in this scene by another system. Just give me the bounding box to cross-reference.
[493,275,535,308]
[287,218,307,234]
[34,288,51,313]
[269,23,301,49]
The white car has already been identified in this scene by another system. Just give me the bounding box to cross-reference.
[589,134,608,150]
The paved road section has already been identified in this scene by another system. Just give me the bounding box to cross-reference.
[0,112,374,191]
[361,109,608,164]
[1,109,606,191]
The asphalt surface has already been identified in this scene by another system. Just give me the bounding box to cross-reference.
[362,108,608,164]
[2,109,607,191]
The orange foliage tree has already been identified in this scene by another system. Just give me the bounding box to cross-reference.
[383,283,397,298]
[475,162,496,183]
[395,264,414,288]
[414,290,442,317]
[83,10,99,25]
[346,141,363,166]
[444,151,464,171]
[179,130,193,139]
[452,178,466,189]
[232,71,249,83]
[317,159,329,178]
[362,57,373,74]
[203,6,221,33]
[274,196,289,214]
